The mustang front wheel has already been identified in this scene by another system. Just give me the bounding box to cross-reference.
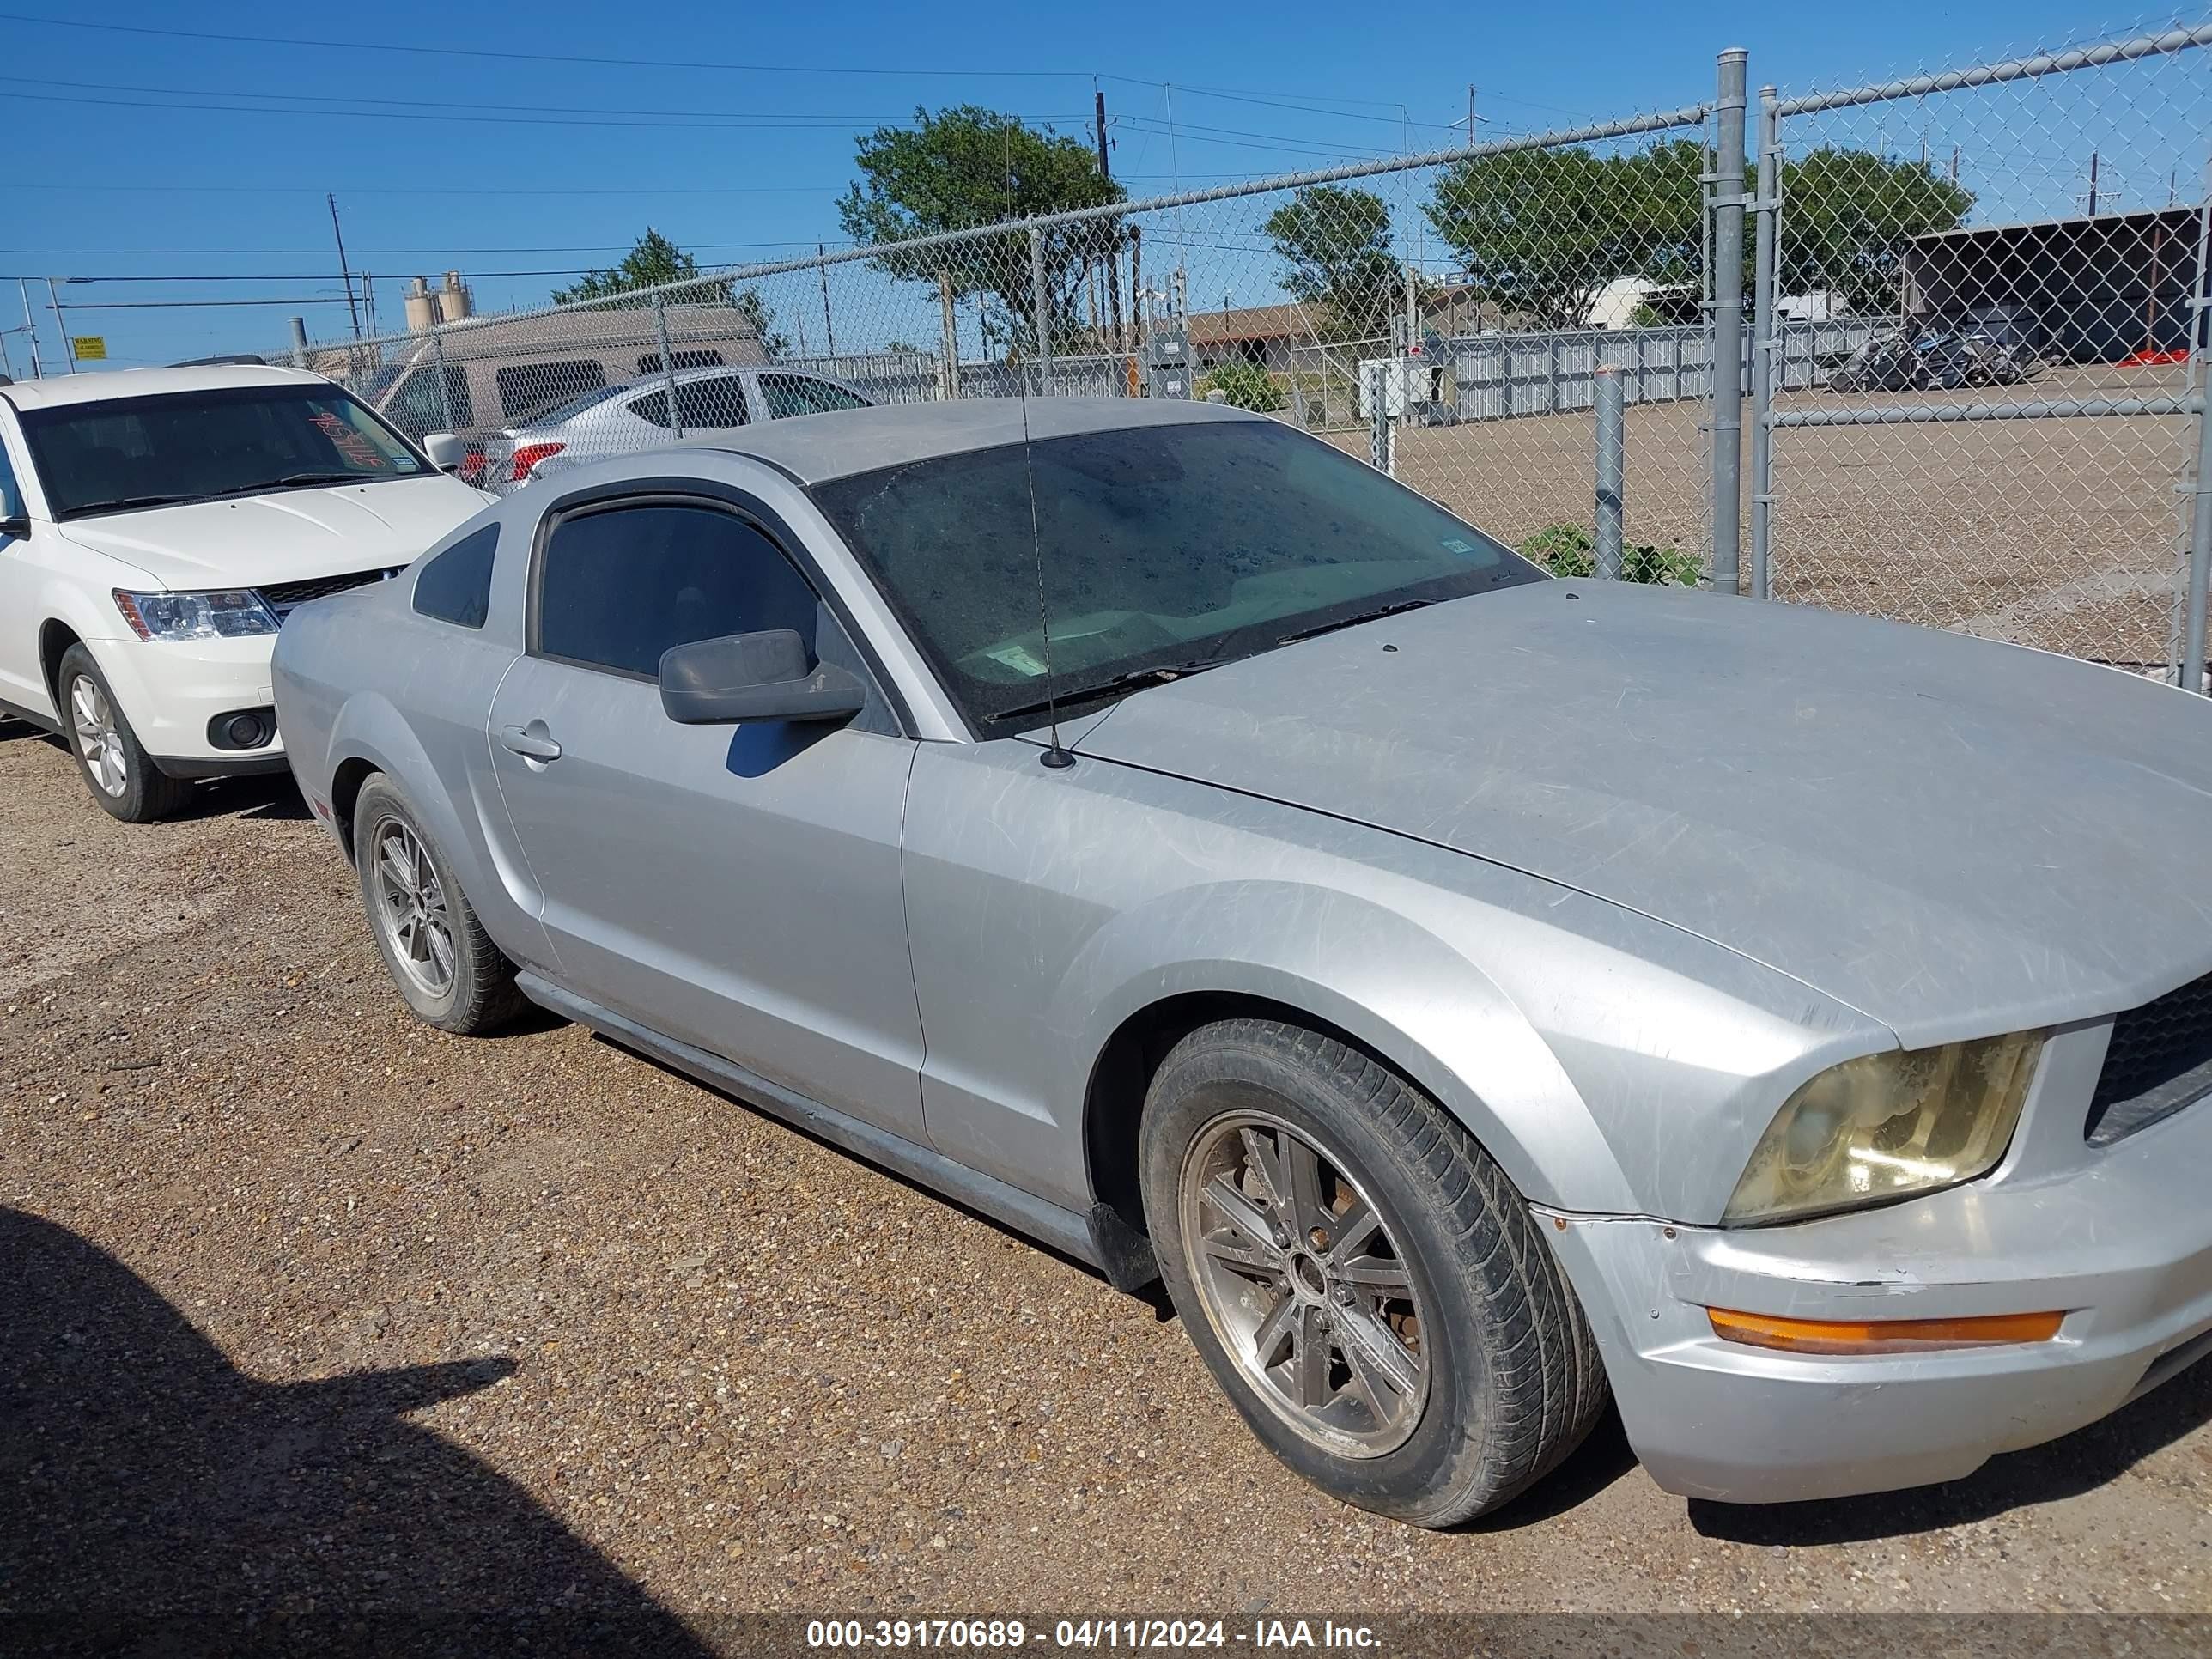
[1139,1018,1607,1526]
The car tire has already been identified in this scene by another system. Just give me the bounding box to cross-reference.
[353,774,526,1036]
[1139,1018,1607,1528]
[56,644,196,824]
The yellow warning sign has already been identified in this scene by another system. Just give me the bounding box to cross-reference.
[71,337,107,362]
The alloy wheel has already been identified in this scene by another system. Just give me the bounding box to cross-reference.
[69,674,127,798]
[370,817,457,998]
[1178,1110,1431,1456]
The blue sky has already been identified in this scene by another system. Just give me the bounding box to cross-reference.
[2,3,2204,370]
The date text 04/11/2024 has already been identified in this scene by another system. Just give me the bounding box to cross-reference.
[804,1620,1382,1650]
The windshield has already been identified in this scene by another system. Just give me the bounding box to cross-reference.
[811,418,1542,727]
[21,383,430,520]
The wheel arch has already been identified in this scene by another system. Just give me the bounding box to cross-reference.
[1068,911,1642,1241]
[39,618,84,710]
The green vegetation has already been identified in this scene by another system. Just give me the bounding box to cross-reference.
[1197,361,1286,411]
[1518,523,1704,586]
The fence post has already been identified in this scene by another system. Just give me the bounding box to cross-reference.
[937,271,960,401]
[1029,224,1054,395]
[1368,362,1396,477]
[1595,366,1626,580]
[1748,84,1780,601]
[1708,47,1749,593]
[428,325,457,433]
[651,291,684,437]
[2186,387,2212,695]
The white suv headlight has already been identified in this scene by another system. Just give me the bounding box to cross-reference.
[1724,1031,2044,1224]
[113,588,279,641]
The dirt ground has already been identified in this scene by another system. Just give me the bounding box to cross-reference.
[3,723,2209,1656]
[1328,361,2202,667]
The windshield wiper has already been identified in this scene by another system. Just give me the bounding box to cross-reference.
[1275,596,1434,647]
[986,659,1224,726]
[270,471,368,489]
[63,493,204,516]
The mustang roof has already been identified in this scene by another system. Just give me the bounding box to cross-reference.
[681,395,1261,484]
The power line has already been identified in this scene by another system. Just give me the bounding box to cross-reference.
[0,182,847,197]
[1,76,1079,126]
[0,242,846,257]
[0,88,1095,132]
[0,10,1099,79]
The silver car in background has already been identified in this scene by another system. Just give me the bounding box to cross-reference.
[273,398,2212,1526]
[471,363,871,489]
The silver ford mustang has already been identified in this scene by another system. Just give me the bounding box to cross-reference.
[273,398,2212,1527]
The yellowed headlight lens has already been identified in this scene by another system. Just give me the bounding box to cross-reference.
[1724,1031,2043,1224]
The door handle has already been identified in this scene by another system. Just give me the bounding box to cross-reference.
[499,724,562,762]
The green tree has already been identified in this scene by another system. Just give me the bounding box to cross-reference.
[552,228,720,304]
[549,228,788,358]
[1263,185,1401,341]
[1778,148,1974,313]
[837,106,1123,354]
[1424,140,1972,328]
[1424,140,1705,330]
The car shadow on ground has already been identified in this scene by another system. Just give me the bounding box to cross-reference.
[1688,1355,2212,1546]
[0,722,310,823]
[0,1206,713,1659]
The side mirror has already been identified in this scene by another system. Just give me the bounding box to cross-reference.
[659,629,866,726]
[422,432,465,472]
[0,514,28,541]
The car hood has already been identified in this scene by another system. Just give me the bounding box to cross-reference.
[1073,580,2212,1042]
[55,477,487,589]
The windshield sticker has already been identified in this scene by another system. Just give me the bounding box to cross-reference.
[392,457,420,471]
[312,410,392,471]
[1442,538,1476,554]
[984,641,1048,678]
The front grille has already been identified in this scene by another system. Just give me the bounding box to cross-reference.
[257,567,404,620]
[2086,968,2212,1146]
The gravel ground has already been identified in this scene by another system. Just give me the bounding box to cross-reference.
[3,720,2209,1653]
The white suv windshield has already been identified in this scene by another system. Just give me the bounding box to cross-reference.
[21,384,428,520]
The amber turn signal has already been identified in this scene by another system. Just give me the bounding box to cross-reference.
[1707,1306,2064,1355]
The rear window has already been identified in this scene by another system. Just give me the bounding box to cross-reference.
[759,374,869,419]
[383,365,473,438]
[412,526,498,629]
[496,361,608,424]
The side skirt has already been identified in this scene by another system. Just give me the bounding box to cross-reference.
[514,972,1152,1289]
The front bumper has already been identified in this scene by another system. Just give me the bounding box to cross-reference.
[1545,1069,2212,1505]
[91,635,285,768]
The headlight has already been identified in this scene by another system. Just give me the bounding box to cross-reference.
[1724,1031,2043,1224]
[113,588,278,641]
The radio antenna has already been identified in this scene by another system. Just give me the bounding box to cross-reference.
[1004,135,1073,771]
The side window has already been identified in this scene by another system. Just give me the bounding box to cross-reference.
[496,360,607,425]
[412,526,499,629]
[636,349,725,375]
[0,436,23,520]
[627,376,750,432]
[758,374,868,420]
[386,366,473,438]
[535,502,819,678]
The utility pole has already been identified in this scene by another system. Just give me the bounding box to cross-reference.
[1951,145,1960,184]
[328,192,363,341]
[1468,85,1477,143]
[2087,150,2100,216]
[1097,88,1124,354]
[817,242,836,357]
[17,280,42,378]
[46,280,76,373]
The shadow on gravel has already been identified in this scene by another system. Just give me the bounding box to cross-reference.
[1686,1353,2212,1546]
[0,1207,712,1659]
[170,773,313,824]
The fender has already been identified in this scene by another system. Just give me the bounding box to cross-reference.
[1049,878,1641,1214]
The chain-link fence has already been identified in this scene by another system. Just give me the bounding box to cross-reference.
[276,22,2212,689]
[1755,25,2212,683]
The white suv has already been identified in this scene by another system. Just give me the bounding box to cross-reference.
[0,365,488,821]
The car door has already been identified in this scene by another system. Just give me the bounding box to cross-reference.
[0,418,43,713]
[484,490,926,1139]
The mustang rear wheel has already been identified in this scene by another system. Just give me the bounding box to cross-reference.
[354,775,526,1036]
[1139,1018,1607,1527]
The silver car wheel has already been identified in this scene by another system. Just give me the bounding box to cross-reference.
[69,674,128,798]
[369,817,456,999]
[1178,1109,1430,1458]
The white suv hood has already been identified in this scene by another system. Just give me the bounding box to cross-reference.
[55,476,487,590]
